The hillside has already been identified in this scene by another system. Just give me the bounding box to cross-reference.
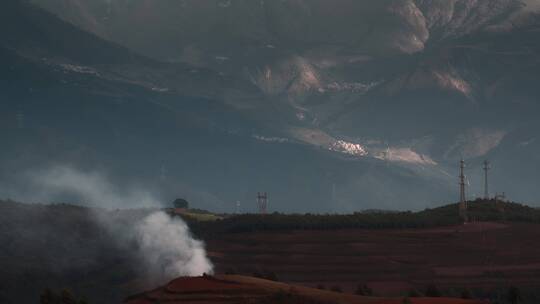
[187,200,540,235]
[2,200,540,303]
[205,220,540,300]
[124,274,488,304]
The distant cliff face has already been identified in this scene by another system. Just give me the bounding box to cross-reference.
[416,0,523,37]
[30,0,526,60]
[20,0,540,157]
[28,0,533,111]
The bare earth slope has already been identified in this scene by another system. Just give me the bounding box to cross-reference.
[125,275,487,304]
[207,222,540,295]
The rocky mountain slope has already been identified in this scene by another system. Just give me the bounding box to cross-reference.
[124,275,489,304]
[3,0,540,210]
[0,0,463,212]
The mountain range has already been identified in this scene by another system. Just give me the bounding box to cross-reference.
[2,0,540,212]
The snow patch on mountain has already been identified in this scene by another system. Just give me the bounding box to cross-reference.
[60,64,99,76]
[390,148,436,165]
[519,138,536,147]
[151,87,169,93]
[288,127,368,158]
[432,71,472,97]
[384,66,473,98]
[252,135,289,143]
[330,140,368,157]
[326,81,381,94]
[374,147,437,165]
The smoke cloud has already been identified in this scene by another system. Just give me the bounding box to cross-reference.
[1,165,214,282]
[135,212,214,280]
[25,166,158,208]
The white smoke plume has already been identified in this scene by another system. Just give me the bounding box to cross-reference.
[24,166,157,208]
[136,212,214,280]
[1,165,214,281]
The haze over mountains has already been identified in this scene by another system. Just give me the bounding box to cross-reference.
[2,0,540,212]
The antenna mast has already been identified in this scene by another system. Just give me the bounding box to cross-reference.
[483,160,491,199]
[459,159,468,222]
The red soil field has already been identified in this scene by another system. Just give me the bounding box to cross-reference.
[125,275,488,304]
[205,222,540,295]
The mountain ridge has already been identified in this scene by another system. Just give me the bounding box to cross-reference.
[2,0,540,210]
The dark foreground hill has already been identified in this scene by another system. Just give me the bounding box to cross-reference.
[124,274,488,304]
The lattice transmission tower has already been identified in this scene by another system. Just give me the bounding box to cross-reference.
[459,159,468,222]
[257,192,268,214]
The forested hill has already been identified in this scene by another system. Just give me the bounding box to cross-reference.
[188,199,540,236]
